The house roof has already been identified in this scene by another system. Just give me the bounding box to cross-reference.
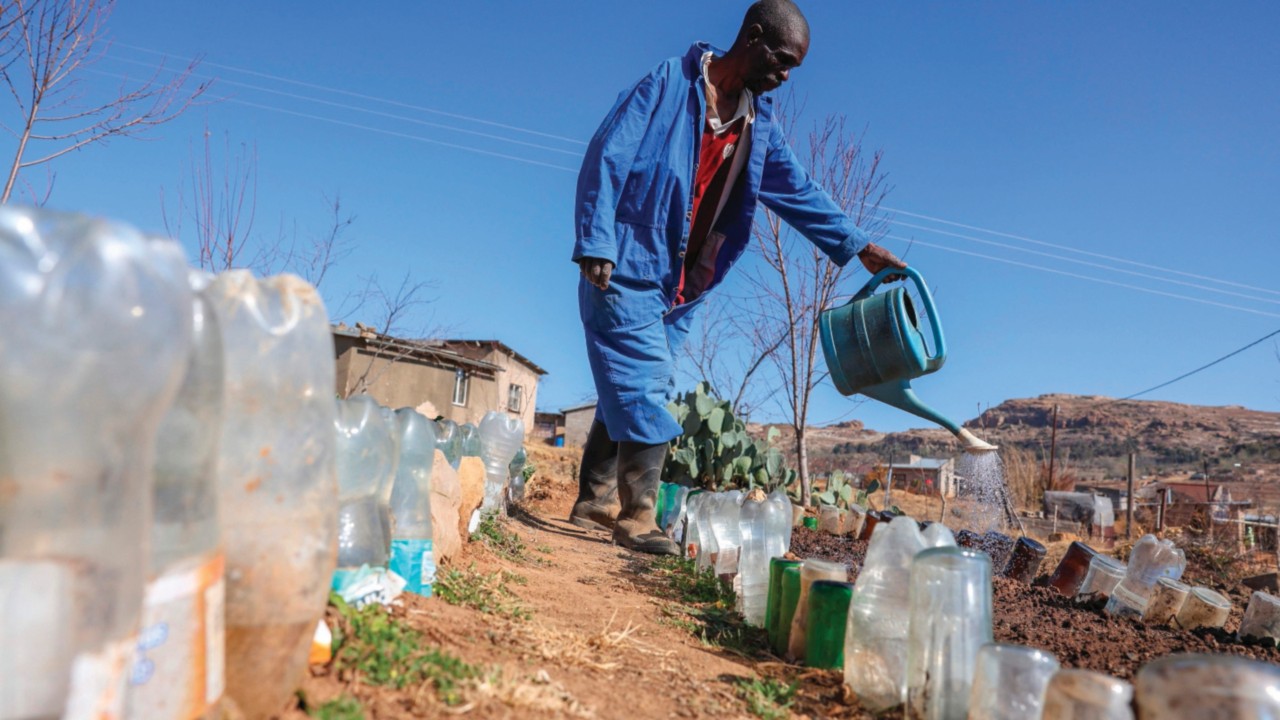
[1156,481,1224,503]
[332,325,502,374]
[884,458,950,470]
[439,339,548,376]
[561,400,598,414]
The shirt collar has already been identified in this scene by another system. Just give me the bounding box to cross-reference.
[701,51,755,133]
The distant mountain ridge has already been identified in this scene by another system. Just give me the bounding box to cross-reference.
[756,393,1280,478]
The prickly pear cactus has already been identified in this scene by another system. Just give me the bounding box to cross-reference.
[663,382,796,492]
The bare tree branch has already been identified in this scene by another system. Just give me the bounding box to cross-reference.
[747,92,894,505]
[0,0,209,204]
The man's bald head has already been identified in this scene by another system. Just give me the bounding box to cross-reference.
[736,0,810,49]
[728,0,810,93]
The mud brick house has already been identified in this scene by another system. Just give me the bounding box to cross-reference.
[332,325,545,433]
[560,401,598,448]
[881,455,957,497]
[1156,480,1236,527]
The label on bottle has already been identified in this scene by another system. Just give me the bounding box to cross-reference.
[128,551,225,717]
[63,637,133,720]
[390,538,435,597]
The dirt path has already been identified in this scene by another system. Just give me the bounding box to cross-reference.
[289,445,802,720]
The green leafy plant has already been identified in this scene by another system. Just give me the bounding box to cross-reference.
[329,595,481,705]
[733,676,797,720]
[665,382,796,491]
[470,512,529,563]
[435,564,530,620]
[813,470,854,508]
[307,696,365,720]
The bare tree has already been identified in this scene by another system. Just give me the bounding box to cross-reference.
[162,128,258,272]
[747,103,892,506]
[0,0,208,204]
[679,296,784,421]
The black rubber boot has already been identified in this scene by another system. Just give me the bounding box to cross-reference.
[569,420,620,532]
[613,441,680,555]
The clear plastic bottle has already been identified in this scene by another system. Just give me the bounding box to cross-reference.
[682,490,706,558]
[0,209,193,720]
[737,491,770,625]
[334,395,396,571]
[666,486,690,540]
[1106,534,1185,618]
[435,418,462,469]
[768,486,788,556]
[845,516,953,712]
[478,412,524,514]
[127,272,227,719]
[208,271,338,719]
[388,408,437,596]
[695,492,720,571]
[376,405,400,554]
[711,490,745,577]
[459,422,481,457]
[508,447,528,504]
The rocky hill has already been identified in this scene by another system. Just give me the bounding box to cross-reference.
[757,394,1280,481]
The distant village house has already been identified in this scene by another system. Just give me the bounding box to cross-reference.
[332,325,545,433]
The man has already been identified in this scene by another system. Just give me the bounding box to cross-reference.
[571,0,905,555]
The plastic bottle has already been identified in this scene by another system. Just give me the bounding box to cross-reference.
[737,491,770,625]
[711,490,745,577]
[788,559,847,662]
[1136,653,1280,719]
[127,272,227,720]
[388,408,437,596]
[208,271,338,719]
[0,209,193,720]
[435,419,462,469]
[844,516,953,712]
[508,447,528,505]
[376,405,400,555]
[667,486,690,541]
[695,492,720,571]
[334,395,397,571]
[762,489,790,560]
[478,412,524,514]
[968,644,1060,720]
[1041,670,1133,720]
[459,422,481,457]
[1106,534,1185,618]
[682,490,705,558]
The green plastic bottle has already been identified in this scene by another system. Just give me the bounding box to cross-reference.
[806,580,854,669]
[766,558,802,651]
[774,564,803,657]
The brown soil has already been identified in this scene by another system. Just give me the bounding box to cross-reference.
[270,447,1280,720]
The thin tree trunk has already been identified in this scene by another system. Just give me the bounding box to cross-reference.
[796,425,810,506]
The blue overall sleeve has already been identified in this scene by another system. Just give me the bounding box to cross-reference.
[573,65,667,266]
[757,121,868,267]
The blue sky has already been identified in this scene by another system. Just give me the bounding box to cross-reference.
[19,1,1280,432]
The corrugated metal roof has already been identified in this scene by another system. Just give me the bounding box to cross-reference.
[885,458,950,470]
[561,400,598,414]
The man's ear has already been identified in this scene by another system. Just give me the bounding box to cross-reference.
[745,22,765,45]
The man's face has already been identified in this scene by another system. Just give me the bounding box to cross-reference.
[743,25,809,93]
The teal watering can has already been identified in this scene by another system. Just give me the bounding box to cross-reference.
[819,266,996,453]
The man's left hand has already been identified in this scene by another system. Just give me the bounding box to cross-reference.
[857,242,907,280]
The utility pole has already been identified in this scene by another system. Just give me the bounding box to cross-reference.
[1127,453,1136,539]
[1047,404,1060,491]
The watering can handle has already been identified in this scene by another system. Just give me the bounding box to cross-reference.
[853,266,948,372]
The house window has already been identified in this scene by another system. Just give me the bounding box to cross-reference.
[452,368,469,406]
[508,384,524,413]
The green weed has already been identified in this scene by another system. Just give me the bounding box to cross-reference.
[435,564,531,620]
[734,676,797,720]
[649,556,767,657]
[329,595,481,705]
[470,512,530,563]
[307,695,365,720]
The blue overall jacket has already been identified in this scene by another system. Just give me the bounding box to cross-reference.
[574,42,869,444]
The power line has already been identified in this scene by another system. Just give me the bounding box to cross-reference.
[1120,327,1280,400]
[112,42,588,146]
[882,234,1280,319]
[85,69,582,173]
[883,205,1280,298]
[104,55,585,157]
[890,218,1280,307]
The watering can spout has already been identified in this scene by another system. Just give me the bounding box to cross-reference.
[860,380,999,454]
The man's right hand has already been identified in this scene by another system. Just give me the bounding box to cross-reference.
[857,242,907,280]
[579,257,615,291]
